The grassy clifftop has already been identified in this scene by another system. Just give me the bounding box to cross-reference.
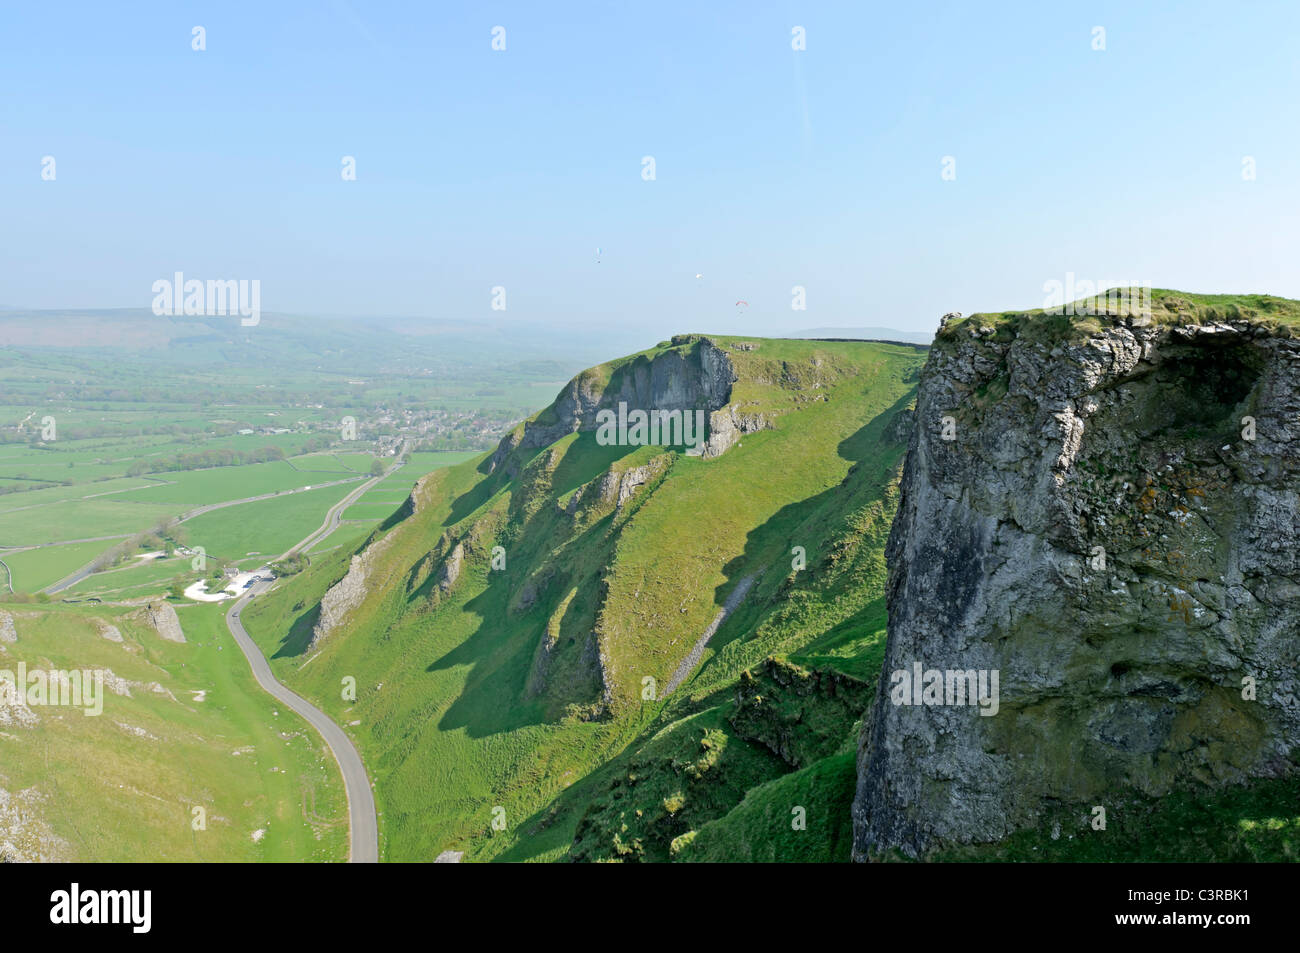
[941,289,1300,348]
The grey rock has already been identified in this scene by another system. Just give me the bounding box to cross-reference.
[487,337,741,473]
[138,602,185,643]
[853,319,1300,859]
[310,534,396,651]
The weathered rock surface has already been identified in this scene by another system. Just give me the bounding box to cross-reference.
[0,612,16,645]
[93,619,123,643]
[437,542,464,595]
[853,316,1300,858]
[0,786,70,862]
[311,534,394,650]
[487,336,741,473]
[0,682,38,727]
[699,405,772,459]
[136,602,185,643]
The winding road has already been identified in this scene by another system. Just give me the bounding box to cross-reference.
[19,449,410,860]
[217,448,407,864]
[225,586,379,863]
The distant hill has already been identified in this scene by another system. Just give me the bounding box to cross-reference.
[0,309,629,372]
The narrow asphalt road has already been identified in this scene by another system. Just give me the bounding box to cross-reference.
[291,470,387,555]
[36,450,410,860]
[215,447,408,864]
[225,587,379,863]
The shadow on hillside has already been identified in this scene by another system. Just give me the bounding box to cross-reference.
[442,443,555,528]
[422,504,621,738]
[487,391,919,861]
[270,602,319,658]
[422,433,648,738]
[449,380,921,860]
[686,389,915,691]
[548,432,643,498]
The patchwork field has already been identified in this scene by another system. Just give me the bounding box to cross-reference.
[183,484,361,562]
[1,540,112,592]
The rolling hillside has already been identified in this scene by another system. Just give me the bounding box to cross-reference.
[0,601,347,861]
[240,333,926,861]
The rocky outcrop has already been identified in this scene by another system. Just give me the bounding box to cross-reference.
[402,473,435,518]
[93,619,124,643]
[0,612,15,644]
[561,456,672,529]
[487,336,739,474]
[600,459,668,515]
[311,534,395,651]
[135,602,185,643]
[0,682,38,727]
[437,542,464,595]
[698,405,772,459]
[854,315,1300,859]
[0,786,70,862]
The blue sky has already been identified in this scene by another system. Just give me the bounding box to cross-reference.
[2,0,1298,339]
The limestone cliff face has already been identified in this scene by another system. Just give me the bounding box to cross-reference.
[487,335,744,474]
[853,315,1300,859]
[310,534,394,651]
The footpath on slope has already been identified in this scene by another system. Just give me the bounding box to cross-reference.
[663,571,760,695]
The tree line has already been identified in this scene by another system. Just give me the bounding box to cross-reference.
[126,446,288,476]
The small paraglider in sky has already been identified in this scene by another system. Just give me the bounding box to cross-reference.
[596,246,602,264]
[695,273,703,280]
[735,299,749,311]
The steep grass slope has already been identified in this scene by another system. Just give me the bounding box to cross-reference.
[242,334,925,861]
